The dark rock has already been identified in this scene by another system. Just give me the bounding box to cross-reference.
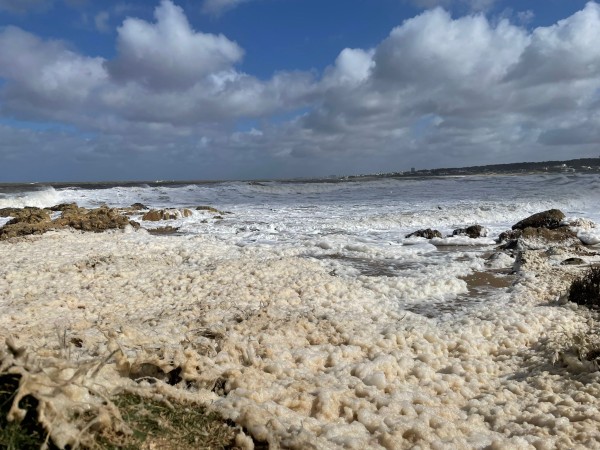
[561,257,586,266]
[521,226,577,244]
[147,226,180,235]
[497,229,522,243]
[47,203,78,212]
[130,202,148,210]
[0,207,26,217]
[405,228,442,239]
[452,225,487,239]
[512,209,565,230]
[568,266,600,308]
[197,205,221,213]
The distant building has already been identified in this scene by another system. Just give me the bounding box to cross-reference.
[411,167,416,173]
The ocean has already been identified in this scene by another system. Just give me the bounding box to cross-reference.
[2,173,600,448]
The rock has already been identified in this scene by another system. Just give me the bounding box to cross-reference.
[6,208,51,225]
[47,203,78,212]
[55,206,137,232]
[0,207,50,222]
[452,225,487,239]
[497,229,522,243]
[512,209,565,230]
[405,228,442,239]
[0,221,56,240]
[197,205,221,214]
[0,207,26,217]
[561,257,586,266]
[147,226,180,235]
[521,227,577,244]
[0,207,54,240]
[130,203,148,210]
[142,208,192,221]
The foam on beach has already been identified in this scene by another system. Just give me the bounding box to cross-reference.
[2,227,600,448]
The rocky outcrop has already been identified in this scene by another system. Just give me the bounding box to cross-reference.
[1,205,138,240]
[55,206,138,232]
[405,228,442,239]
[0,221,56,240]
[0,207,50,222]
[142,209,193,221]
[512,209,565,230]
[0,208,54,240]
[47,203,78,212]
[130,203,148,210]
[452,225,487,239]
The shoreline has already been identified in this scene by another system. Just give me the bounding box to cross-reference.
[1,208,600,448]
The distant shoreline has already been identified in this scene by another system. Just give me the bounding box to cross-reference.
[1,157,599,186]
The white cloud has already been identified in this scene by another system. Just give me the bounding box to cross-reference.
[107,0,244,90]
[2,1,600,179]
[201,0,250,16]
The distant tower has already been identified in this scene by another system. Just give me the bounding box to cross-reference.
[411,167,416,173]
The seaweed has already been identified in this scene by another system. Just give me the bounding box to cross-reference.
[568,266,600,308]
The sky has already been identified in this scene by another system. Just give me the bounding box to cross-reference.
[0,0,599,181]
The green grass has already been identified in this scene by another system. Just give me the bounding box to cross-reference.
[97,392,238,450]
[1,372,238,450]
[0,374,56,450]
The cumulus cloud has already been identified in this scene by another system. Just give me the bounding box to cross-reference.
[1,1,600,179]
[107,0,244,90]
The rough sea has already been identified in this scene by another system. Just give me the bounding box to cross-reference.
[2,173,600,448]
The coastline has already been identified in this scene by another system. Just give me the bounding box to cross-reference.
[1,206,600,448]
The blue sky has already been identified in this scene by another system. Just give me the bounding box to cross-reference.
[0,0,598,181]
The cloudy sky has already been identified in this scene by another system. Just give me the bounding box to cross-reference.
[0,0,598,181]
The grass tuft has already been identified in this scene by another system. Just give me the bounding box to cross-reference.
[97,392,238,450]
[0,374,57,450]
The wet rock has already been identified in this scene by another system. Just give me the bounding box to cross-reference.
[147,226,180,235]
[47,203,78,212]
[197,205,221,214]
[0,207,50,223]
[521,227,577,244]
[512,209,565,230]
[0,207,22,217]
[142,208,193,221]
[0,207,54,240]
[405,228,442,239]
[0,221,56,240]
[55,206,137,232]
[561,257,586,266]
[497,229,522,243]
[130,202,148,210]
[6,208,51,225]
[452,224,487,239]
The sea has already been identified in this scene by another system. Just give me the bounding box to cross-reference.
[2,172,600,316]
[3,173,600,447]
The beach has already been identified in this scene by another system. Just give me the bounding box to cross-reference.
[2,174,600,449]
